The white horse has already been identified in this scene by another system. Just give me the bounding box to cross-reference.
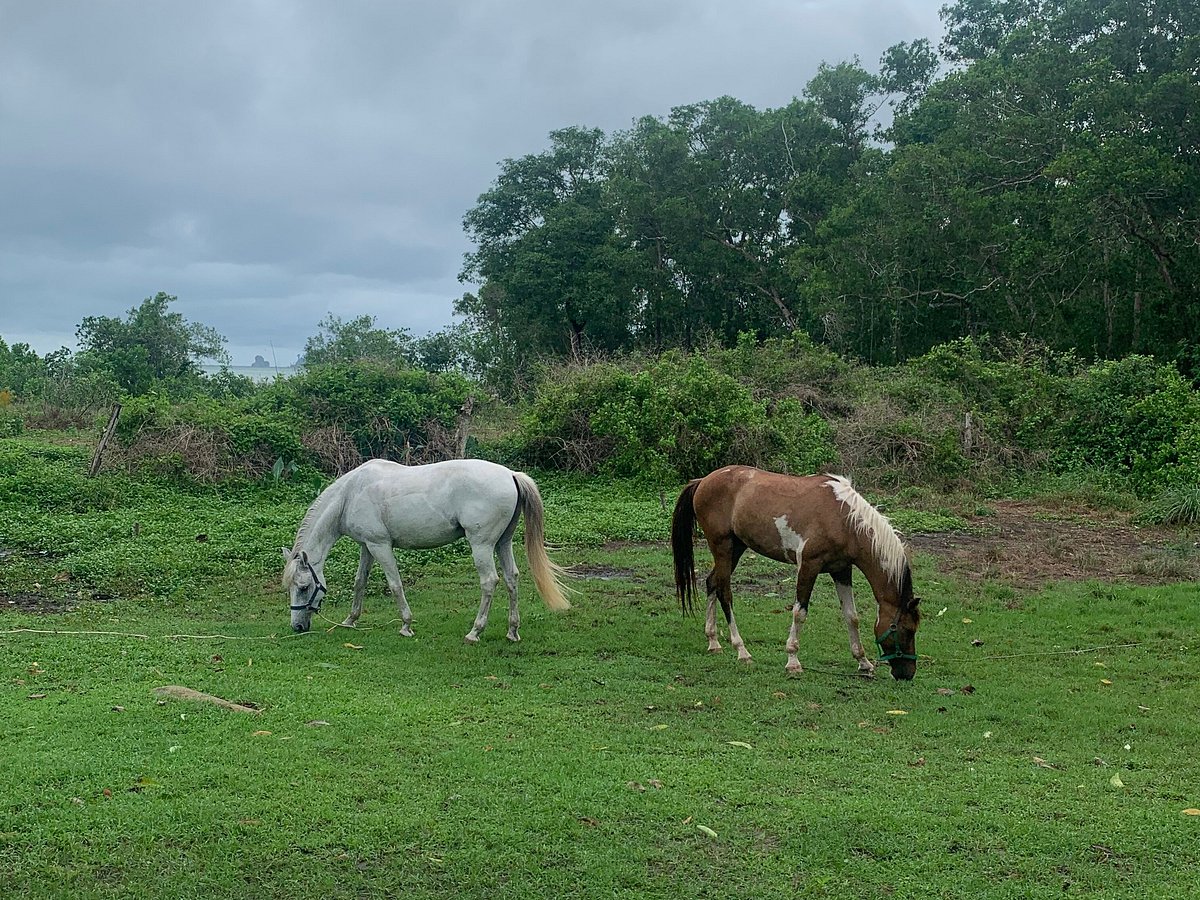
[282,458,571,641]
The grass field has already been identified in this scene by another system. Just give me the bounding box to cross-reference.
[2,435,1198,898]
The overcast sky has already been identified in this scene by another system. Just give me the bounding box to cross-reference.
[1,1,945,366]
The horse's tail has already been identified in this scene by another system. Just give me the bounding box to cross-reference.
[671,480,702,615]
[512,472,572,611]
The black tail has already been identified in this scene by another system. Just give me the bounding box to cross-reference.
[671,481,701,614]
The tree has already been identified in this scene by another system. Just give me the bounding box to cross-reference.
[461,126,639,359]
[75,292,228,394]
[301,314,414,368]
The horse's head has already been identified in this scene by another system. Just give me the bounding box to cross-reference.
[876,568,921,680]
[282,548,326,633]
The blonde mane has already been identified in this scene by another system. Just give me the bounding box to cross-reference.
[825,476,908,587]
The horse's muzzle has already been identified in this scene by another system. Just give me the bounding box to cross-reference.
[889,660,917,681]
[292,621,311,634]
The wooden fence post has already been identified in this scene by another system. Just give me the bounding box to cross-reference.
[89,403,122,477]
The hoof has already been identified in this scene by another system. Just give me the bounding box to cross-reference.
[785,663,802,675]
[737,651,753,663]
[463,632,480,644]
[707,645,723,654]
[400,625,415,638]
[506,631,521,643]
[858,663,877,678]
[339,619,357,629]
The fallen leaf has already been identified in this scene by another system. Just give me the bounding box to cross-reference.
[650,724,668,731]
[71,797,85,806]
[696,825,718,839]
[681,816,693,825]
[936,687,956,696]
[627,781,645,792]
[27,693,46,700]
[886,709,908,716]
[1109,774,1124,788]
[1032,756,1058,769]
[970,639,984,647]
[1183,809,1200,816]
[343,643,364,651]
[1100,679,1113,686]
[726,740,754,749]
[111,705,125,712]
[910,757,926,767]
[1138,705,1150,712]
[305,720,331,727]
[962,617,973,624]
[983,731,993,739]
[936,607,947,617]
[647,779,664,789]
[578,816,600,827]
[252,730,272,736]
[771,691,787,699]
[1093,661,1106,668]
[102,788,112,798]
[960,685,976,694]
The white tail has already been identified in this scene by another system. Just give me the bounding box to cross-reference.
[513,472,572,610]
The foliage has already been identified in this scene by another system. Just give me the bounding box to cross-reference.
[518,352,835,483]
[301,313,414,368]
[75,292,229,395]
[457,0,1199,372]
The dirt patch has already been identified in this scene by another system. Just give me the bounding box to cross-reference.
[906,500,1194,588]
[0,592,79,615]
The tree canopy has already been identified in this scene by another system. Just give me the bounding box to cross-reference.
[458,0,1200,376]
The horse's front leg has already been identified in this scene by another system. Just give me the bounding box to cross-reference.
[465,544,500,644]
[341,544,372,628]
[833,569,875,677]
[786,569,818,674]
[368,542,414,637]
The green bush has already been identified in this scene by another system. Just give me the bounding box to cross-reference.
[518,353,835,482]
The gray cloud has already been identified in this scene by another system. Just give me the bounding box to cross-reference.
[0,0,943,365]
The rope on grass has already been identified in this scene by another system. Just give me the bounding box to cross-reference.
[0,627,305,641]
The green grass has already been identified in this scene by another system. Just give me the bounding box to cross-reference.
[2,435,1199,898]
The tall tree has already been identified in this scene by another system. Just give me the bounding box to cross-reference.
[461,127,637,359]
[76,292,227,394]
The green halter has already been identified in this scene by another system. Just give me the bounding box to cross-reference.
[875,619,918,663]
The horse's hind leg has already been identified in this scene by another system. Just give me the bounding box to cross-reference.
[832,568,875,676]
[341,544,373,627]
[367,542,414,637]
[707,539,750,661]
[465,541,501,644]
[497,536,520,642]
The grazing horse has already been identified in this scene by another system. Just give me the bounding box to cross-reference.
[671,466,920,679]
[282,458,570,641]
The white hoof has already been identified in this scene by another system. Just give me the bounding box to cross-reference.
[400,625,415,638]
[463,632,480,644]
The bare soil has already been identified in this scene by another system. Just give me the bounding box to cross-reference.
[905,500,1194,588]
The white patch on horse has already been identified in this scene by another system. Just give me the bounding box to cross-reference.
[773,515,807,564]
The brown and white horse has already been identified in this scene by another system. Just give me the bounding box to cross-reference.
[671,466,920,680]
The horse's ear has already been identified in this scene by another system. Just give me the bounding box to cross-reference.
[281,547,292,561]
[911,595,922,608]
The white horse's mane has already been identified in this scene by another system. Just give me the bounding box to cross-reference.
[825,476,908,587]
[291,478,345,554]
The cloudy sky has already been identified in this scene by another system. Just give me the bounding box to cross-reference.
[1,1,945,366]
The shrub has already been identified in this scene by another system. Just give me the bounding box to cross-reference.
[518,353,835,482]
